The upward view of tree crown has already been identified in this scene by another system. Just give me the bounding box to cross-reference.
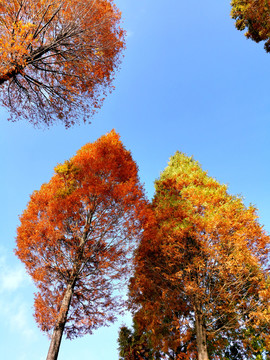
[129,152,270,360]
[231,0,270,52]
[4,1,270,359]
[15,130,147,360]
[0,0,125,127]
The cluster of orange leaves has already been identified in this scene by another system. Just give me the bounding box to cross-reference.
[0,0,125,126]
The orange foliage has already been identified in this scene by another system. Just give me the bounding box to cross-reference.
[15,130,146,341]
[231,0,270,52]
[129,152,270,359]
[0,0,125,126]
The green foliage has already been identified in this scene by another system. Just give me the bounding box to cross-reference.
[129,151,270,359]
[118,320,161,360]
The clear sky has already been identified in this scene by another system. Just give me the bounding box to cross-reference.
[1,1,270,359]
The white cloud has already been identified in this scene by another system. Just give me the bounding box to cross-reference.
[0,247,37,342]
[0,248,31,293]
[0,295,38,343]
[9,303,37,340]
[126,30,134,38]
[0,266,27,292]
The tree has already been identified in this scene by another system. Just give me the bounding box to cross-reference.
[118,319,162,360]
[231,0,270,52]
[118,313,191,360]
[129,152,270,360]
[15,130,146,360]
[0,0,125,127]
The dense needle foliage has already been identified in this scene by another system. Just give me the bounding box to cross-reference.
[129,152,270,360]
[15,130,146,360]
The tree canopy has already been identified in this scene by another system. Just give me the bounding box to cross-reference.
[15,130,146,360]
[118,319,162,360]
[129,152,270,360]
[0,0,125,127]
[231,0,270,52]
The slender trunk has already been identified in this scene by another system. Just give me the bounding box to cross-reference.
[194,306,209,360]
[46,222,90,360]
[46,280,75,360]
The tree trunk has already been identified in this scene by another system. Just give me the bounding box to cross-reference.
[194,306,209,360]
[46,281,75,360]
[46,227,89,360]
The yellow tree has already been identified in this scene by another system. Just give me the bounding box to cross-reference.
[231,0,270,52]
[15,131,146,360]
[130,152,270,360]
[0,0,125,127]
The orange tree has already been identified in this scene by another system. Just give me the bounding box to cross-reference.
[231,0,270,52]
[129,152,270,360]
[0,0,125,127]
[15,130,146,360]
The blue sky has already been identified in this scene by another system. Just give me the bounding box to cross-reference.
[1,0,270,359]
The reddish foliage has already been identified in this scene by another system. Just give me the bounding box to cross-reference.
[0,0,125,126]
[15,130,147,342]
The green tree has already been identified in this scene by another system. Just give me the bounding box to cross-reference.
[118,319,162,360]
[118,312,195,360]
[129,152,270,360]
